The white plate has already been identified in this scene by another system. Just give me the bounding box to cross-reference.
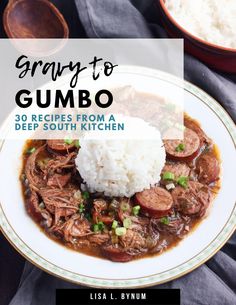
[0,69,235,288]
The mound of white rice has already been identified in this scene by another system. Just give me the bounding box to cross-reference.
[165,0,236,49]
[76,117,166,197]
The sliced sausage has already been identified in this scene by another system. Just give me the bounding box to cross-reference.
[162,163,190,179]
[102,245,133,262]
[184,117,212,146]
[135,187,173,218]
[196,154,220,184]
[164,128,200,162]
[172,181,212,216]
[47,140,75,153]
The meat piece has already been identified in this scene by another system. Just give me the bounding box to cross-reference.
[93,199,114,225]
[184,117,212,146]
[63,215,92,241]
[26,191,42,222]
[135,187,173,218]
[39,188,79,223]
[162,163,190,179]
[45,152,76,173]
[172,181,212,216]
[118,198,132,221]
[47,173,71,188]
[102,245,133,262]
[25,146,46,190]
[47,140,76,153]
[151,215,189,237]
[119,229,147,255]
[88,233,110,246]
[164,128,200,162]
[196,154,220,184]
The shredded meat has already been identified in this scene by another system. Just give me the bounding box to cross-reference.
[93,199,114,224]
[119,229,147,255]
[88,233,110,246]
[25,146,46,190]
[47,173,71,189]
[62,215,92,242]
[45,152,76,173]
[39,188,80,224]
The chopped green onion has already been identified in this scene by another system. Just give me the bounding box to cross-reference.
[78,203,85,213]
[115,227,127,236]
[160,217,170,225]
[123,218,132,229]
[93,221,105,232]
[175,143,185,152]
[120,202,129,211]
[162,171,175,180]
[26,147,36,154]
[177,176,188,188]
[82,191,90,200]
[112,220,118,229]
[74,140,80,148]
[64,138,73,145]
[93,224,99,232]
[132,205,141,216]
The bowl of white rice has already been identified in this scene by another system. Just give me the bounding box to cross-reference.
[158,0,236,73]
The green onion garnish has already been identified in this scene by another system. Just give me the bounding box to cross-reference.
[160,217,170,225]
[175,143,185,152]
[112,220,118,229]
[123,218,132,229]
[93,224,99,232]
[93,221,105,232]
[82,191,90,200]
[132,205,141,216]
[115,227,127,236]
[64,138,73,145]
[78,203,85,213]
[177,176,188,188]
[162,171,175,180]
[74,140,80,148]
[26,147,36,154]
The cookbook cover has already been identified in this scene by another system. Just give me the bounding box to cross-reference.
[0,1,235,305]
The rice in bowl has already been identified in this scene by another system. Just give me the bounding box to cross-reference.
[165,0,236,49]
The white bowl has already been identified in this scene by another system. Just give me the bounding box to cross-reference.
[0,68,235,288]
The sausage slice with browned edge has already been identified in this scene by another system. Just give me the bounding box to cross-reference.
[135,187,173,218]
[164,128,200,162]
[184,116,212,146]
[47,140,76,153]
[162,163,190,179]
[102,245,133,262]
[196,153,220,184]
